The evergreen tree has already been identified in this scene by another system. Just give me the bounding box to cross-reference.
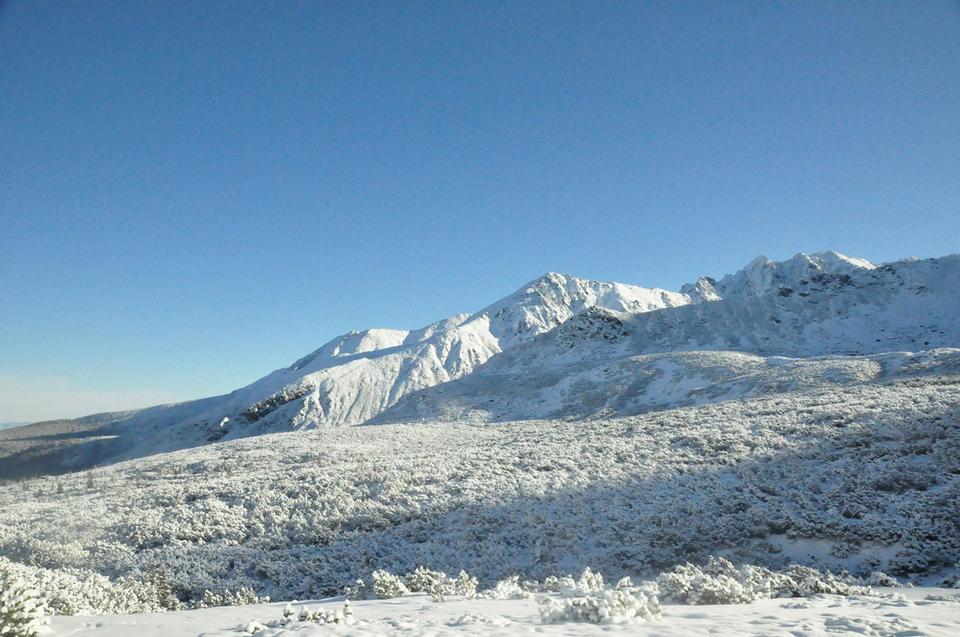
[0,570,44,637]
[144,562,179,611]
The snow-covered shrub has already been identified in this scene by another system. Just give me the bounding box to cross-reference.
[370,570,408,599]
[940,570,960,588]
[658,558,757,604]
[0,570,46,637]
[197,587,269,608]
[541,575,563,593]
[244,601,356,633]
[865,571,900,587]
[780,565,872,597]
[1,379,958,615]
[657,557,872,604]
[403,566,444,595]
[403,567,476,601]
[145,562,180,611]
[539,580,660,625]
[477,575,533,600]
[292,601,354,626]
[238,620,267,634]
[342,578,369,600]
[443,570,478,600]
[924,592,960,602]
[558,567,605,596]
[0,558,162,615]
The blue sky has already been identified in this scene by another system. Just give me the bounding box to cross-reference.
[2,1,959,422]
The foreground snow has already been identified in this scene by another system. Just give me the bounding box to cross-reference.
[46,589,960,636]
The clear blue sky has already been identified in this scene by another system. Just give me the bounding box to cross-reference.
[2,1,959,422]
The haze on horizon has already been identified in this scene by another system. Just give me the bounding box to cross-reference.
[1,1,959,423]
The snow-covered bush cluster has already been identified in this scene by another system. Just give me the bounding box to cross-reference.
[0,378,957,615]
[404,567,477,601]
[656,557,872,604]
[476,575,535,600]
[0,557,164,615]
[365,567,476,601]
[196,587,269,608]
[369,570,407,599]
[0,569,45,637]
[539,571,661,625]
[278,601,354,626]
[236,601,356,635]
[866,571,902,587]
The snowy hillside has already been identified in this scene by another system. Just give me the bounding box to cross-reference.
[2,376,959,613]
[375,348,960,424]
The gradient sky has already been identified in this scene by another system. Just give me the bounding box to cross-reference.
[2,1,959,422]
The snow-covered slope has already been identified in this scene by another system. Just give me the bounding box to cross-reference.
[224,272,689,433]
[376,254,960,423]
[4,377,960,609]
[374,348,960,424]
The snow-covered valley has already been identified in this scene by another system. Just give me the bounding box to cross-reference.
[2,250,960,636]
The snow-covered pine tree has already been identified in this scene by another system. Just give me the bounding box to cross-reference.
[144,562,179,611]
[0,569,45,637]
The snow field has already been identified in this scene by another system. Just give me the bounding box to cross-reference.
[41,588,960,637]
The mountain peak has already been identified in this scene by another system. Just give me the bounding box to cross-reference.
[745,255,775,269]
[705,250,875,299]
[680,276,721,303]
[804,250,876,270]
[535,271,573,282]
[478,272,689,349]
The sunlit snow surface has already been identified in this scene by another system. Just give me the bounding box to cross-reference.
[46,589,960,636]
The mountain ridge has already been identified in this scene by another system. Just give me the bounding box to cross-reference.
[3,250,957,479]
[374,254,960,424]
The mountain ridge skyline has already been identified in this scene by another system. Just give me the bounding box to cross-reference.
[3,248,949,425]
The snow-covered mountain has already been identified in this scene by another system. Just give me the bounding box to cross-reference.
[681,250,876,300]
[0,273,689,475]
[3,250,957,477]
[375,253,960,423]
[227,272,689,432]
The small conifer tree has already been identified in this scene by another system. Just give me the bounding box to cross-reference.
[0,570,45,637]
[145,562,179,611]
